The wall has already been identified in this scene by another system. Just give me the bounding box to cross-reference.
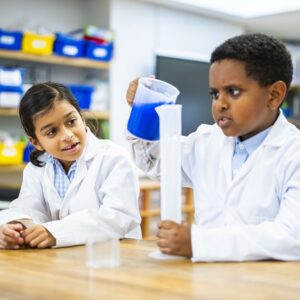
[109,0,244,147]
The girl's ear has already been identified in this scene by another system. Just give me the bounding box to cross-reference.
[268,80,287,110]
[29,136,44,151]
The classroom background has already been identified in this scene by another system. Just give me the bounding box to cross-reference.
[1,0,300,240]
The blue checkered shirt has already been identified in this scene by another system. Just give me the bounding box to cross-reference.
[49,157,77,199]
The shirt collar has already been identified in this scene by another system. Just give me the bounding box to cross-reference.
[235,126,272,156]
[48,155,77,176]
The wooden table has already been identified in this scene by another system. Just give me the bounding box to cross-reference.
[0,240,299,300]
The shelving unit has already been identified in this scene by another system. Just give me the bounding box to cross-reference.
[139,179,194,239]
[0,46,111,200]
[0,49,109,70]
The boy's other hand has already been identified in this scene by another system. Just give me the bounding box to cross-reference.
[22,225,56,249]
[0,223,24,249]
[156,220,192,257]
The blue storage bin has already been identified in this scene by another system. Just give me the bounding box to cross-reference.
[23,143,35,163]
[54,33,86,58]
[68,84,94,109]
[85,41,113,61]
[0,67,25,88]
[0,85,23,108]
[0,29,23,51]
[0,85,23,93]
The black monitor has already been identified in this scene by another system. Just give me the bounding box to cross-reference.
[155,55,214,136]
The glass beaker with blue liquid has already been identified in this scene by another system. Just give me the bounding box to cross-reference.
[127,78,180,141]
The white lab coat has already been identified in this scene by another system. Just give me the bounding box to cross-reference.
[129,112,300,261]
[0,130,141,247]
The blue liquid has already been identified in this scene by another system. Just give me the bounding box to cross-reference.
[127,101,171,141]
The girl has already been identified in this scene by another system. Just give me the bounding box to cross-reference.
[0,82,141,249]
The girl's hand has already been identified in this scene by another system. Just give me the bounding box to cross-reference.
[156,220,192,257]
[22,225,56,249]
[0,223,24,249]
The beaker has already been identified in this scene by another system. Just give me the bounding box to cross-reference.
[127,78,179,141]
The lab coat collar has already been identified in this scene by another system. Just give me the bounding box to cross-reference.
[262,111,293,148]
[80,127,102,163]
[221,132,235,187]
[65,128,99,197]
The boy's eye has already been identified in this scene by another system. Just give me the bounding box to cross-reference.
[209,90,219,100]
[228,88,241,97]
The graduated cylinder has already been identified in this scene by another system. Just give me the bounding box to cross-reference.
[156,104,182,223]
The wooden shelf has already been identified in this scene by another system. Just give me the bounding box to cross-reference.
[82,110,109,120]
[0,108,109,120]
[0,183,21,190]
[0,164,26,172]
[0,49,109,70]
[139,179,194,239]
[0,108,20,116]
[140,205,194,218]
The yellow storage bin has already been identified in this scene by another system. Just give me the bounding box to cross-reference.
[22,31,55,55]
[0,141,25,165]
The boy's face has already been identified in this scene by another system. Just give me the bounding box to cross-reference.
[209,59,279,141]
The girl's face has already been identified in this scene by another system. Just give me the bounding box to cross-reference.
[30,100,87,171]
[210,59,281,141]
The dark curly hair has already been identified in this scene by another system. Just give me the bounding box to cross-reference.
[210,33,293,88]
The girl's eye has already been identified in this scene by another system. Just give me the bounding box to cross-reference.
[67,118,77,126]
[46,129,56,136]
[209,90,219,100]
[229,88,241,97]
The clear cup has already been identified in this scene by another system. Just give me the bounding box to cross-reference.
[86,238,120,269]
[127,78,180,141]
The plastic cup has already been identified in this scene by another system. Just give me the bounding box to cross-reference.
[86,238,120,269]
[127,78,180,141]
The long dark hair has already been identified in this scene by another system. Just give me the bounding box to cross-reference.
[19,82,82,167]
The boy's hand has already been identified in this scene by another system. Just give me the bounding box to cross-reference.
[126,78,139,106]
[0,223,24,249]
[22,225,56,249]
[156,220,192,257]
[126,75,155,106]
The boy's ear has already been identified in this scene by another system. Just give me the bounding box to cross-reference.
[268,80,287,110]
[28,136,44,151]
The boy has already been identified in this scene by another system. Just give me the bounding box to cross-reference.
[126,33,300,261]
